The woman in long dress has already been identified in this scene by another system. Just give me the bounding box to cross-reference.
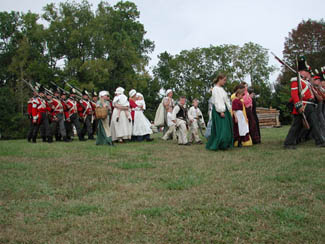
[133,93,153,139]
[154,89,175,136]
[129,90,153,142]
[110,87,132,143]
[206,74,234,151]
[248,87,261,142]
[241,82,261,144]
[231,84,252,147]
[95,91,113,146]
[232,88,252,147]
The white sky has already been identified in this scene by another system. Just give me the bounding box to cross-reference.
[1,0,325,84]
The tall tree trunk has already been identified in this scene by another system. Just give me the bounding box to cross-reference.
[20,65,24,115]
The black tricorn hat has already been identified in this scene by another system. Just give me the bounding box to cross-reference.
[298,56,311,72]
[92,89,98,97]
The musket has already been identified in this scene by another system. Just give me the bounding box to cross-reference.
[34,82,54,96]
[271,52,310,129]
[271,52,297,74]
[50,81,70,95]
[67,81,93,100]
[64,81,84,98]
[22,79,37,93]
[295,56,310,130]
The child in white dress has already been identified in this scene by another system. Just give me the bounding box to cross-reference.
[132,93,152,136]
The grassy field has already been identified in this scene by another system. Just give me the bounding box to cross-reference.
[0,126,325,243]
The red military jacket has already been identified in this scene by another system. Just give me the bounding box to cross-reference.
[290,77,314,115]
[27,97,34,116]
[61,99,69,120]
[31,97,50,123]
[79,99,93,118]
[66,97,80,119]
[49,97,64,118]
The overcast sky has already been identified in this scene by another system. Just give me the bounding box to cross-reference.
[1,0,325,83]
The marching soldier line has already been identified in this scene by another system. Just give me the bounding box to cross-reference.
[27,86,98,143]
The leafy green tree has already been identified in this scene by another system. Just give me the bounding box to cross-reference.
[153,43,275,119]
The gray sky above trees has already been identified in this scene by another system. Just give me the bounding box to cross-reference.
[2,0,325,83]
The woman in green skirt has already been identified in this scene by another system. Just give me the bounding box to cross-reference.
[96,91,113,146]
[206,74,234,150]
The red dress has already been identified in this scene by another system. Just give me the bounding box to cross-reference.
[129,99,138,121]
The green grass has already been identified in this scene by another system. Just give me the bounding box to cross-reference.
[0,126,325,243]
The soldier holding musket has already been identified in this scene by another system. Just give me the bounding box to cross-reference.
[27,87,39,142]
[79,89,94,140]
[66,88,85,141]
[31,85,53,143]
[60,90,71,140]
[311,70,325,140]
[49,88,70,142]
[284,56,325,149]
[90,90,98,138]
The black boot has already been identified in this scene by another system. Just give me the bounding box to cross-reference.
[63,136,70,142]
[88,135,95,140]
[27,137,32,142]
[47,137,53,143]
[79,136,86,141]
[32,137,37,143]
[42,137,47,142]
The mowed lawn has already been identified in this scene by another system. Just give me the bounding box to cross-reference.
[0,126,325,243]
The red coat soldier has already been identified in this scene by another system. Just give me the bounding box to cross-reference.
[49,88,70,142]
[65,88,84,141]
[91,90,98,138]
[79,89,94,139]
[31,86,52,143]
[27,89,38,142]
[284,56,325,149]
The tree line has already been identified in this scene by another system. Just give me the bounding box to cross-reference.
[0,0,324,138]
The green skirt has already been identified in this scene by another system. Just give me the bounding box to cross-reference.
[206,106,233,151]
[96,119,113,146]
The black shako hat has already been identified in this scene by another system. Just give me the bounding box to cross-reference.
[82,88,89,96]
[38,85,45,93]
[298,56,311,72]
[321,67,325,81]
[69,87,76,94]
[313,69,322,80]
